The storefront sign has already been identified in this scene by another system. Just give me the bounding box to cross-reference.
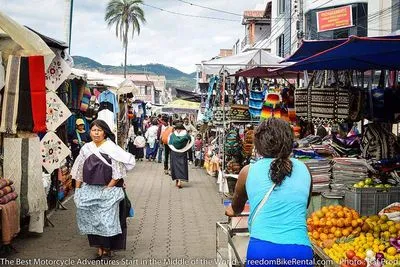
[317,5,353,32]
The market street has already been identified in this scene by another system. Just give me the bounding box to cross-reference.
[6,161,226,267]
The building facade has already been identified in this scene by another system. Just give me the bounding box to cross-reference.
[249,0,399,58]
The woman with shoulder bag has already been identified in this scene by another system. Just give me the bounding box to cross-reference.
[71,119,135,259]
[225,118,313,267]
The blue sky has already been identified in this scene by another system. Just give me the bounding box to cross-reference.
[0,0,265,73]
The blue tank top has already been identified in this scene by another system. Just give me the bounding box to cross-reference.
[246,158,311,247]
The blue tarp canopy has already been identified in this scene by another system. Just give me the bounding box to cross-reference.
[278,36,400,72]
[281,39,346,63]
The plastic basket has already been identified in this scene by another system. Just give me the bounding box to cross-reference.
[344,187,400,216]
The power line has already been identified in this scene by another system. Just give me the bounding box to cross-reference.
[141,2,240,22]
[175,0,242,17]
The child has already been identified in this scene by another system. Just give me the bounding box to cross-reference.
[133,131,146,161]
[194,133,204,168]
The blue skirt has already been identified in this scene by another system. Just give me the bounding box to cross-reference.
[246,238,314,267]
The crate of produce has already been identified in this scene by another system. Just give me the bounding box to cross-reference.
[344,187,400,216]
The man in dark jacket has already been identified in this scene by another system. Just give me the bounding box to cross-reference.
[69,118,91,162]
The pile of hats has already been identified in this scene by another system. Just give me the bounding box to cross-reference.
[0,178,18,205]
[242,129,255,157]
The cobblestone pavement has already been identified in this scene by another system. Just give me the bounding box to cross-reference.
[4,161,226,267]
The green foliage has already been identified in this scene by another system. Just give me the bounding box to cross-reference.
[72,56,196,90]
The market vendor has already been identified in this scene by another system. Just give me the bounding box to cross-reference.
[69,118,91,161]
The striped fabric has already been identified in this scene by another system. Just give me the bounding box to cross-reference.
[0,56,20,134]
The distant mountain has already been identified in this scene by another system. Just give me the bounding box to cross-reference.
[72,56,196,90]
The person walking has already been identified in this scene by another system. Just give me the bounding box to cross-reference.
[145,119,159,161]
[71,119,135,260]
[127,130,145,161]
[183,117,196,164]
[194,133,204,168]
[225,118,313,267]
[69,118,91,162]
[156,115,168,163]
[161,120,174,175]
[168,121,194,188]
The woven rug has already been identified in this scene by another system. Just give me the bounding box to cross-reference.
[46,91,72,131]
[0,56,20,134]
[45,50,71,91]
[3,138,22,223]
[16,57,34,131]
[0,51,4,90]
[40,132,71,173]
[29,56,47,133]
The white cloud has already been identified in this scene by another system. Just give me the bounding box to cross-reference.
[0,0,265,73]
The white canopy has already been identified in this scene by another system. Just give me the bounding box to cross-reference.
[0,11,55,70]
[198,49,288,75]
[69,68,138,95]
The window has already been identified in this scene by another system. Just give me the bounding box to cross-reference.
[278,0,286,15]
[277,34,285,57]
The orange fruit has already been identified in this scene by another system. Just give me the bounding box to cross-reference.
[313,231,320,240]
[351,220,358,228]
[337,211,345,218]
[342,228,351,236]
[334,229,343,238]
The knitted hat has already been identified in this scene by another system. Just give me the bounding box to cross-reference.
[76,118,85,126]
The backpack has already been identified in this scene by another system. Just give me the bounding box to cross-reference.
[161,126,174,144]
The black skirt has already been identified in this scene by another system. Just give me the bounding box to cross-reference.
[170,150,189,181]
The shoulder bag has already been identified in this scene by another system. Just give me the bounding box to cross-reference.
[248,183,276,233]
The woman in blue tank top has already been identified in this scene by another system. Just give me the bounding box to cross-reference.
[226,118,313,267]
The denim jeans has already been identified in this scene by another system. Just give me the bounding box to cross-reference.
[157,144,164,163]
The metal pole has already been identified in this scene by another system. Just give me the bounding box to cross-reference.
[68,0,74,54]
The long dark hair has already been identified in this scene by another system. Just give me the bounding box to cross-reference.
[254,118,294,186]
[90,119,116,143]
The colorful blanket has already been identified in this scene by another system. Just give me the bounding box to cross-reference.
[0,201,20,244]
[0,185,15,198]
[0,192,18,205]
[0,179,13,190]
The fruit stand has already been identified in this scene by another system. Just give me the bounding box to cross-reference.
[309,205,400,267]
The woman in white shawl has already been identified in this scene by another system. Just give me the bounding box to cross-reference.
[71,119,135,259]
[144,118,159,161]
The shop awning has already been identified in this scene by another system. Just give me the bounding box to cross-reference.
[0,10,55,69]
[281,39,346,63]
[198,49,289,75]
[175,88,201,103]
[69,68,138,95]
[162,99,200,114]
[278,36,400,71]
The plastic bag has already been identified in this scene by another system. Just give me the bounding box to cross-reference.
[378,202,400,222]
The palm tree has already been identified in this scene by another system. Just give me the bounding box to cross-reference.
[105,0,146,78]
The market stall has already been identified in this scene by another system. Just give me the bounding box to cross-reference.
[0,10,75,251]
[274,35,400,265]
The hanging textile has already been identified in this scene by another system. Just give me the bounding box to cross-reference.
[40,132,70,173]
[0,51,4,90]
[17,57,34,131]
[45,50,71,91]
[46,91,72,131]
[0,201,20,245]
[3,137,48,233]
[29,56,47,133]
[0,56,20,134]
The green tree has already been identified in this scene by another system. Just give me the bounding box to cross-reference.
[105,0,146,78]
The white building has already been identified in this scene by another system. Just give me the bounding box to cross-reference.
[247,0,400,58]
